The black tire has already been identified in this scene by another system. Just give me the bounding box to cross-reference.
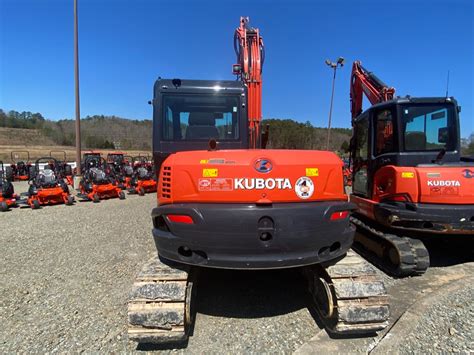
[32,199,40,209]
[0,201,8,212]
[66,195,74,206]
[119,191,125,200]
[92,194,100,203]
[138,187,145,196]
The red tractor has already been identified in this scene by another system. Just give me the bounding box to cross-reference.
[127,156,157,195]
[79,155,125,202]
[0,161,19,211]
[10,151,33,181]
[349,60,474,276]
[26,158,74,209]
[50,150,74,186]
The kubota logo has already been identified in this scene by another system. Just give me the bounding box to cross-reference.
[427,180,461,187]
[254,158,272,173]
[462,169,474,178]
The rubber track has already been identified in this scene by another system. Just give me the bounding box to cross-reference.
[127,257,192,344]
[305,250,390,334]
[350,216,430,277]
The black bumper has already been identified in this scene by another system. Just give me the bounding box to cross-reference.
[151,201,356,270]
[374,202,474,235]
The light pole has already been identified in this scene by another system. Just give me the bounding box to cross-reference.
[74,0,82,184]
[325,57,344,150]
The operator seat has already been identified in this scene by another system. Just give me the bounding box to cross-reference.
[405,131,427,150]
[185,112,219,139]
[39,169,56,186]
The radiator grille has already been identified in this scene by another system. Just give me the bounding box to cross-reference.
[161,166,171,199]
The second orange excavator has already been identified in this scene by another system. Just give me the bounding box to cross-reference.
[349,60,474,277]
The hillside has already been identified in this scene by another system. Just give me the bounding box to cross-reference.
[0,109,353,154]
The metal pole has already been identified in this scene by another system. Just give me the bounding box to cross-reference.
[326,66,337,150]
[74,0,81,175]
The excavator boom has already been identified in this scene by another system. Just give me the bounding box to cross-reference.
[350,61,395,121]
[234,17,265,148]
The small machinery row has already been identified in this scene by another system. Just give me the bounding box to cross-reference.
[0,151,157,211]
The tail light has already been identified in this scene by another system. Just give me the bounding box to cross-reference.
[330,211,350,221]
[166,214,194,224]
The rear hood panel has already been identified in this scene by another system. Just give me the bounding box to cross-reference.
[416,166,474,204]
[158,149,347,205]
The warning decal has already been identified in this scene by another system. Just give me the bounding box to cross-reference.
[198,178,233,191]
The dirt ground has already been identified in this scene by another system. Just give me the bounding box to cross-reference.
[0,144,150,162]
[1,181,473,354]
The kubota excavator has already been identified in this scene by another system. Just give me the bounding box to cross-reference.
[349,60,474,277]
[127,19,389,345]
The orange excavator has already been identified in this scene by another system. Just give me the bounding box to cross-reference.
[349,60,474,277]
[127,18,389,345]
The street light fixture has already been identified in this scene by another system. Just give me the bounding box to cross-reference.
[325,57,344,150]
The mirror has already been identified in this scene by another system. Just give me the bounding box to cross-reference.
[438,127,449,144]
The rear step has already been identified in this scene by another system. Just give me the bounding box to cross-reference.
[350,216,430,277]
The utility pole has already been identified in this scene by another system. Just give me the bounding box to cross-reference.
[74,0,82,181]
[325,57,344,151]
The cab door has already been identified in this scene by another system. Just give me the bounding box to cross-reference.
[351,112,370,197]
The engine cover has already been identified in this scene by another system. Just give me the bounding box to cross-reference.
[157,149,347,205]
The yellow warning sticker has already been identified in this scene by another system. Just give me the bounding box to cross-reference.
[200,159,208,164]
[203,168,218,177]
[401,172,415,178]
[306,168,319,177]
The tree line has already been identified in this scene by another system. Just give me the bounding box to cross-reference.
[1,108,473,155]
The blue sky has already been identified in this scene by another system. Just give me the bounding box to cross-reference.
[1,0,473,137]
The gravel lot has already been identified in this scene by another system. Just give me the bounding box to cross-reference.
[398,285,473,354]
[1,181,473,354]
[0,182,316,353]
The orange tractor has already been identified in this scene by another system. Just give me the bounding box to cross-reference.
[0,161,19,211]
[26,158,74,209]
[348,60,474,276]
[78,155,125,202]
[10,151,33,181]
[127,18,389,346]
[126,156,157,195]
[50,150,74,186]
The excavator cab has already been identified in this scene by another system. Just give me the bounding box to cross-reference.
[152,79,249,172]
[351,97,461,199]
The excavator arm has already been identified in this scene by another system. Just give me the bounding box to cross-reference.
[233,17,265,148]
[350,61,396,122]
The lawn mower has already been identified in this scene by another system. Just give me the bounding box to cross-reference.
[106,152,128,187]
[10,151,33,181]
[26,157,74,209]
[127,156,157,195]
[0,161,19,212]
[50,150,74,186]
[79,156,125,202]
